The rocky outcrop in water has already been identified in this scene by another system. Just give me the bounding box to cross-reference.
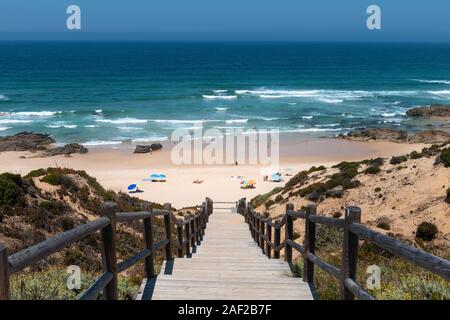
[406,104,450,117]
[0,132,55,152]
[44,143,88,156]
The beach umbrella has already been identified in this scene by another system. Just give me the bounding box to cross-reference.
[150,173,159,179]
[248,180,256,185]
[127,184,138,192]
[158,174,167,179]
[272,174,282,181]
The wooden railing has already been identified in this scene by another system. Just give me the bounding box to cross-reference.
[237,198,450,300]
[0,198,213,300]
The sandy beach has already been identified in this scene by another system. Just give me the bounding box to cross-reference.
[0,135,424,208]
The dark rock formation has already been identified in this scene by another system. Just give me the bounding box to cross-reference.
[344,128,407,142]
[406,104,450,117]
[44,143,88,157]
[409,130,450,144]
[134,143,163,154]
[0,132,55,152]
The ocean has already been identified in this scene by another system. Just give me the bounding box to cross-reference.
[0,41,450,145]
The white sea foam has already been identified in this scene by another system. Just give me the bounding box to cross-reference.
[13,111,61,117]
[381,113,396,117]
[302,116,313,120]
[82,140,123,146]
[213,90,228,94]
[0,119,33,124]
[428,90,450,97]
[0,95,8,101]
[132,136,168,142]
[84,125,98,128]
[151,119,209,124]
[235,88,421,101]
[0,127,11,131]
[95,118,148,124]
[215,107,228,111]
[315,123,340,127]
[317,98,344,104]
[225,119,248,124]
[415,79,450,85]
[203,95,237,100]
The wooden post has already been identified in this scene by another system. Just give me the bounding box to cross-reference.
[285,203,294,264]
[177,225,183,258]
[190,217,196,250]
[142,204,155,278]
[163,203,173,261]
[196,215,201,245]
[340,206,362,300]
[0,244,10,300]
[260,217,265,254]
[303,205,317,283]
[185,221,191,256]
[100,202,118,300]
[266,224,272,259]
[274,225,281,259]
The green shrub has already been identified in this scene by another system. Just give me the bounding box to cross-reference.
[308,165,326,173]
[39,200,66,214]
[377,221,391,230]
[250,187,283,207]
[42,173,78,191]
[265,200,275,208]
[446,188,450,203]
[283,171,309,192]
[441,148,450,167]
[362,158,384,167]
[274,194,283,203]
[25,169,46,178]
[0,174,23,206]
[10,267,138,300]
[409,151,423,160]
[416,222,438,241]
[365,166,381,175]
[390,155,408,165]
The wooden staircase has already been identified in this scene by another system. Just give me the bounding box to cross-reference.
[137,202,313,300]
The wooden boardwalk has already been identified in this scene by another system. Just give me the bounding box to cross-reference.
[137,203,313,300]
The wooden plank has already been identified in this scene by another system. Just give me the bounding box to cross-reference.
[8,217,110,274]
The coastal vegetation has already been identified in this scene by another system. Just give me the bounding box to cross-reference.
[251,140,450,300]
[0,168,167,299]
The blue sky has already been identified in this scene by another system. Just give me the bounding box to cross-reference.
[0,0,449,41]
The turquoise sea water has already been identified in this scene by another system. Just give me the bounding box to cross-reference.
[0,42,450,145]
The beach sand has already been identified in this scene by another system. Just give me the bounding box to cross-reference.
[0,136,425,208]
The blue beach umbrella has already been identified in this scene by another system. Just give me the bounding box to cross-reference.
[158,174,167,179]
[128,184,138,192]
[272,174,282,182]
[150,173,159,179]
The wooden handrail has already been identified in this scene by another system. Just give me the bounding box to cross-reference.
[0,197,214,300]
[236,198,450,300]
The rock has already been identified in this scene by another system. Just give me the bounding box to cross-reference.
[408,130,450,144]
[134,145,152,154]
[150,143,163,151]
[133,143,163,154]
[0,132,55,152]
[306,189,322,202]
[44,143,88,157]
[344,128,407,142]
[326,186,344,198]
[406,104,450,117]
